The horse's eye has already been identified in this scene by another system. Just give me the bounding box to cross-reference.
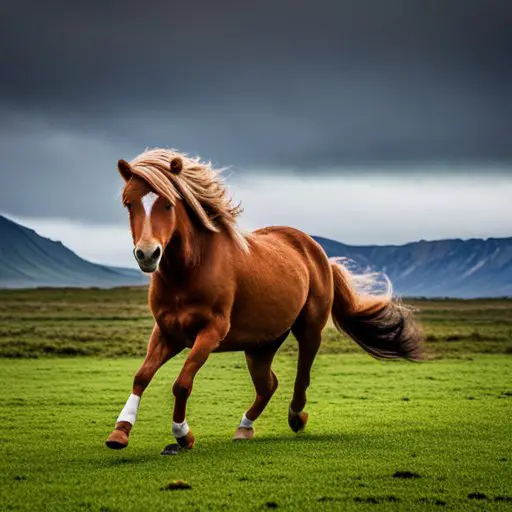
[165,203,172,211]
[125,202,132,210]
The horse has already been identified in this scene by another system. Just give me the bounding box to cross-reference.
[106,148,422,454]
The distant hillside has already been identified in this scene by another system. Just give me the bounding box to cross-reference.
[313,235,512,298]
[1,215,510,296]
[0,215,147,289]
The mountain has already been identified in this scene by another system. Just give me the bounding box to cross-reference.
[1,215,510,296]
[0,215,147,289]
[313,235,512,298]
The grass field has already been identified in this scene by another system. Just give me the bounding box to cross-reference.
[0,289,511,511]
[1,288,511,358]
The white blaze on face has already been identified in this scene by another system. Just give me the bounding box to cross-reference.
[133,191,163,271]
[142,192,159,217]
[141,192,159,236]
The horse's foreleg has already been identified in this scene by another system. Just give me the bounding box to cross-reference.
[233,338,285,441]
[167,323,226,452]
[106,325,181,449]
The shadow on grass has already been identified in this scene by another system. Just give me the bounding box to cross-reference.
[246,432,349,444]
[100,453,158,466]
[99,431,360,466]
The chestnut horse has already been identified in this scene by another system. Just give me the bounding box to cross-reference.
[106,148,422,454]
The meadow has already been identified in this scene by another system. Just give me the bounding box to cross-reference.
[1,288,511,359]
[0,288,511,511]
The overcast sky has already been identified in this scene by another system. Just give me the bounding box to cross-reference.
[1,1,511,267]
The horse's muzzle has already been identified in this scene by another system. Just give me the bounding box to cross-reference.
[134,244,162,273]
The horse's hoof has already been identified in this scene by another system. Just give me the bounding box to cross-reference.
[105,421,132,449]
[233,427,254,441]
[161,443,182,456]
[176,430,195,450]
[288,411,308,433]
[105,429,129,449]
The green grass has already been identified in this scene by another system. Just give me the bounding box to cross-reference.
[1,355,511,511]
[1,288,511,358]
[1,288,511,510]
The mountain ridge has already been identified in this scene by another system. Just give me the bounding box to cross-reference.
[0,215,147,289]
[312,235,512,298]
[1,215,510,296]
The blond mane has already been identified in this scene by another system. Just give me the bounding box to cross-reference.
[128,148,249,251]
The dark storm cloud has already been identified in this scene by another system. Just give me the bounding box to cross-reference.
[0,0,511,222]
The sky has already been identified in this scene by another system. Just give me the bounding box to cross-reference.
[1,1,511,267]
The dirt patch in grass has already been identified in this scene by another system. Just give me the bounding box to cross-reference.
[160,480,192,491]
[393,471,421,479]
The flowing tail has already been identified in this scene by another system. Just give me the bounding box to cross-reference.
[330,258,423,360]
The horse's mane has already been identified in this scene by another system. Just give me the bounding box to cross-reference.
[128,148,249,251]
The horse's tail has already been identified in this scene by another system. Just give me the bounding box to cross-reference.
[330,258,422,360]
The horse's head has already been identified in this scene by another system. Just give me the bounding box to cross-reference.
[118,157,183,273]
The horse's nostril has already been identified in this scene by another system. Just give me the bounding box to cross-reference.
[152,247,161,260]
[135,249,145,261]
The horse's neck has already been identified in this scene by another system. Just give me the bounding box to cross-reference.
[158,220,213,281]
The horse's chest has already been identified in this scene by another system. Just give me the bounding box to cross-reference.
[153,300,208,347]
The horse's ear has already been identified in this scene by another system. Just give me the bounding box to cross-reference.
[118,159,133,181]
[170,157,183,175]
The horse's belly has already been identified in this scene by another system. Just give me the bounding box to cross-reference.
[219,266,307,352]
[222,278,307,349]
[216,327,290,352]
[225,313,295,346]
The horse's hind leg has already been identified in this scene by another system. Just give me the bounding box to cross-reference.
[233,332,289,441]
[288,314,325,433]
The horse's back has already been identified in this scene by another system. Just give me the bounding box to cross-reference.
[224,226,333,348]
[233,226,318,319]
[253,226,334,323]
[251,226,332,284]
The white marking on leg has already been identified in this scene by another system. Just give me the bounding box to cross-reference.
[239,413,254,429]
[117,393,141,425]
[141,192,159,216]
[172,419,190,438]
